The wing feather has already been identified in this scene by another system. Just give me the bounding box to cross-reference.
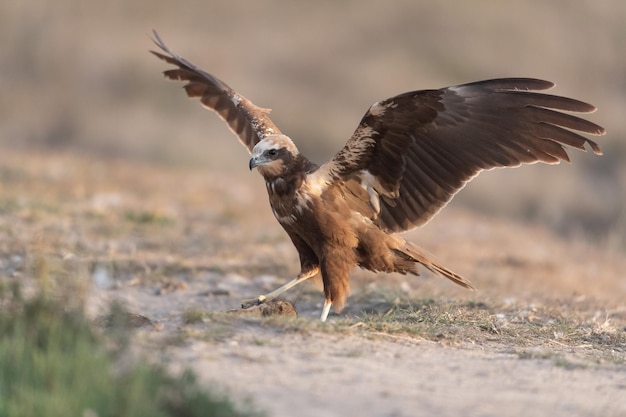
[318,78,605,232]
[150,30,280,154]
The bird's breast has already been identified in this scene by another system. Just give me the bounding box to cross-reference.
[265,178,302,226]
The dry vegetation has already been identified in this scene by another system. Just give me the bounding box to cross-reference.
[2,1,626,416]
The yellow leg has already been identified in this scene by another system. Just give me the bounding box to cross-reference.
[241,266,319,308]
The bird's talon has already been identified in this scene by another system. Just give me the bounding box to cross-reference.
[241,295,268,309]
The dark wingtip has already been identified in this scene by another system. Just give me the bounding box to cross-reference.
[152,30,173,57]
[149,29,168,60]
[151,29,164,49]
[461,78,556,91]
[589,140,603,155]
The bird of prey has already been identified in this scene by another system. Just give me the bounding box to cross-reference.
[151,31,604,321]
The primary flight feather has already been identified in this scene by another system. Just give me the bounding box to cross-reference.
[151,31,604,321]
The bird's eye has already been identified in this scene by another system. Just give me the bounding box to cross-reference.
[267,149,278,157]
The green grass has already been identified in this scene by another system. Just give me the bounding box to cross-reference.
[124,209,175,225]
[0,283,264,417]
[182,307,210,324]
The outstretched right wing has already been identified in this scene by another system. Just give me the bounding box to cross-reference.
[150,30,281,154]
[315,78,604,233]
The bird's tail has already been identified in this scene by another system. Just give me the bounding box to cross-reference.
[400,241,475,290]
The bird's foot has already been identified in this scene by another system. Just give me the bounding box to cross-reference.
[241,295,268,309]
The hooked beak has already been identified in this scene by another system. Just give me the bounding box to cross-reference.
[249,156,258,171]
[249,155,268,171]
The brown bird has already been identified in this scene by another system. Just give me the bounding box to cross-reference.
[151,31,605,321]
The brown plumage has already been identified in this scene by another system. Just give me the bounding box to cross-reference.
[151,31,605,321]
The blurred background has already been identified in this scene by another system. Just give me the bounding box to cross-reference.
[1,0,624,248]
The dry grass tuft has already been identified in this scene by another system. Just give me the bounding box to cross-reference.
[351,296,625,355]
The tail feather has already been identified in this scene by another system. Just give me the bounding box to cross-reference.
[401,242,475,290]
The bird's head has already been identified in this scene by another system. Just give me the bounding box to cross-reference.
[249,134,300,178]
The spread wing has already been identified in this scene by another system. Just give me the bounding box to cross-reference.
[317,78,605,233]
[150,30,280,154]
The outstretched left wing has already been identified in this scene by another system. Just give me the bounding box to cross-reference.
[151,30,280,154]
[315,78,605,233]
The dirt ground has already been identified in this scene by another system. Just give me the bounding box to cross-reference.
[2,150,624,417]
[89,277,626,417]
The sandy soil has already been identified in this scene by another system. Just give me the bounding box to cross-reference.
[86,252,626,417]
